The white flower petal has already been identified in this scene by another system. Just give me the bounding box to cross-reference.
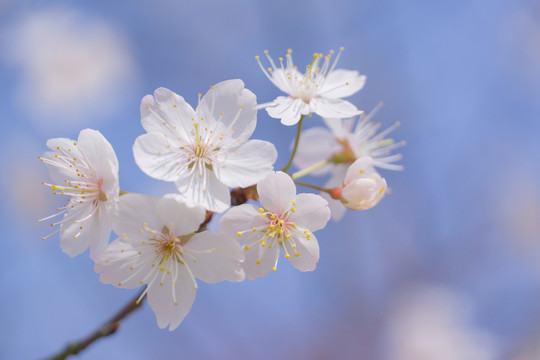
[174,168,231,213]
[266,97,310,126]
[147,261,197,331]
[242,242,280,280]
[309,97,362,119]
[140,88,196,140]
[288,193,330,232]
[44,137,82,184]
[133,132,186,181]
[155,197,205,236]
[341,176,387,210]
[283,232,320,272]
[182,232,245,283]
[96,237,154,289]
[77,129,119,185]
[318,70,366,99]
[59,204,111,260]
[219,204,268,241]
[214,139,277,188]
[292,127,338,174]
[344,156,377,185]
[322,117,349,138]
[257,171,296,213]
[198,79,257,144]
[112,194,164,239]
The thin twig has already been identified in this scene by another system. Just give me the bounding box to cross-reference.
[293,181,332,193]
[281,115,305,173]
[47,288,146,360]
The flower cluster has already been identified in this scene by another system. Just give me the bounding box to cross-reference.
[38,47,404,330]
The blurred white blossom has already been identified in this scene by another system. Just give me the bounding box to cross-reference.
[4,8,137,128]
[386,286,498,360]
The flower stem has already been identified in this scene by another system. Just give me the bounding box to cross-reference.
[281,115,305,173]
[47,288,146,360]
[291,159,331,180]
[294,181,332,194]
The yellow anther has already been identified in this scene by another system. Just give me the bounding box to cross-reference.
[268,67,272,72]
[211,86,214,89]
[258,208,264,213]
[295,253,300,257]
[379,187,385,194]
[272,267,277,271]
[244,245,250,250]
[255,55,259,59]
[256,259,261,265]
[359,169,364,174]
[122,233,126,237]
[130,267,133,270]
[264,50,268,54]
[237,232,242,237]
[105,260,109,263]
[146,105,150,109]
[118,282,122,286]
[174,302,178,306]
[268,244,273,248]
[139,229,143,233]
[173,104,177,107]
[292,200,296,206]
[160,282,163,286]
[340,46,345,51]
[285,234,291,239]
[253,227,257,231]
[291,208,296,213]
[211,248,216,252]
[285,254,290,259]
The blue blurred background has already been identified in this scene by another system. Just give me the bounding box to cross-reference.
[1,0,540,359]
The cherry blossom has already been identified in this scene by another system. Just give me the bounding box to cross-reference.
[38,129,119,261]
[339,156,387,211]
[256,48,365,125]
[96,194,245,330]
[293,104,403,219]
[220,171,330,280]
[133,79,277,212]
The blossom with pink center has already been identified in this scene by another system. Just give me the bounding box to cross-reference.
[293,104,403,219]
[96,194,245,330]
[38,129,119,261]
[256,48,365,126]
[133,79,277,212]
[220,171,330,280]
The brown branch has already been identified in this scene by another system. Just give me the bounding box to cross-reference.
[47,288,146,360]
